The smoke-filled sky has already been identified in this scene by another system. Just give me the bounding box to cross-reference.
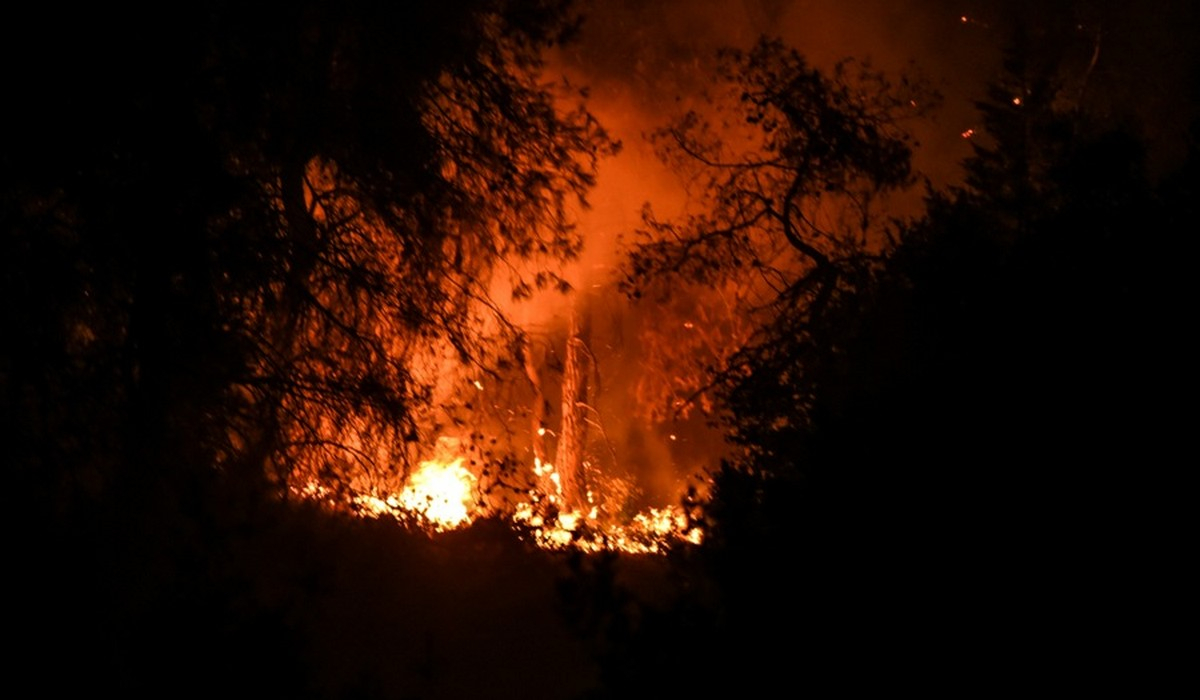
[507,0,1200,502]
[553,0,998,281]
[551,0,1198,280]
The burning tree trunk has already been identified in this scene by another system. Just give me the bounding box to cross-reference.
[555,307,591,511]
[522,333,550,467]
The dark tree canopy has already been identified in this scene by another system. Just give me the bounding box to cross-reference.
[589,20,1193,695]
[2,0,616,516]
[2,5,616,691]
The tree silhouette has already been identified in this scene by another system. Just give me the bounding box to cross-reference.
[590,21,1193,695]
[583,35,934,695]
[2,2,615,693]
[3,0,615,514]
[621,37,930,425]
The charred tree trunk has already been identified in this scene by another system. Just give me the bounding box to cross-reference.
[555,307,591,511]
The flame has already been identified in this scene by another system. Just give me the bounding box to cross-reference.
[511,459,703,554]
[512,501,703,554]
[397,457,478,530]
[349,456,478,531]
[297,445,706,554]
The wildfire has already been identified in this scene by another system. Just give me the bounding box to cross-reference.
[398,457,478,529]
[299,448,705,554]
[513,457,705,553]
[513,500,703,554]
[353,456,478,531]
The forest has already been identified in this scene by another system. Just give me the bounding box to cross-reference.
[3,1,1191,696]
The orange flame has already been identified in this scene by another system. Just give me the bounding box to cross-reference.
[298,443,706,554]
[512,500,703,554]
[351,456,478,531]
[398,457,478,530]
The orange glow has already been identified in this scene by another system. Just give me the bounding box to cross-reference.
[351,456,478,531]
[398,458,478,530]
[512,500,703,554]
[961,128,975,139]
[297,444,707,554]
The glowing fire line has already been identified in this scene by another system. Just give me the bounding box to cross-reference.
[298,451,704,554]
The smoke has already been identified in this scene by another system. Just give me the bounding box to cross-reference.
[513,1,1004,503]
[488,0,1000,506]
[498,0,1199,506]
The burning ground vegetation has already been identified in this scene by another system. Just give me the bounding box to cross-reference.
[288,305,715,556]
[295,430,708,554]
[269,149,719,554]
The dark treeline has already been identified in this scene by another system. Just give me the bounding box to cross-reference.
[2,1,1192,697]
[584,16,1195,696]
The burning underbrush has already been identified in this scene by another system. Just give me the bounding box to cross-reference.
[286,263,725,554]
[295,440,707,555]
